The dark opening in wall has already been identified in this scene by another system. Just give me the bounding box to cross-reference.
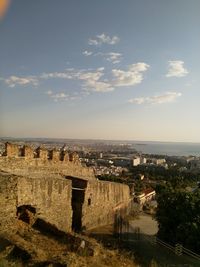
[18,146,23,157]
[66,177,87,232]
[8,246,31,262]
[88,198,91,206]
[17,205,36,225]
[72,188,85,232]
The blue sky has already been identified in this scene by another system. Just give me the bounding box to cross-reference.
[0,0,200,142]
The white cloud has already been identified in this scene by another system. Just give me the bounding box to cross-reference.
[82,50,93,56]
[41,71,74,79]
[84,80,114,92]
[166,60,188,77]
[106,52,122,64]
[95,52,122,64]
[5,75,38,88]
[88,33,120,46]
[46,91,81,102]
[52,92,68,100]
[78,69,104,81]
[112,62,149,87]
[129,92,182,105]
[42,67,113,92]
[78,67,114,92]
[40,62,149,92]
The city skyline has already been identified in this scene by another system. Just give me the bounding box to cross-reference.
[0,0,200,142]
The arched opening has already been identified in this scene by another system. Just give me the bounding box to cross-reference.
[17,205,36,225]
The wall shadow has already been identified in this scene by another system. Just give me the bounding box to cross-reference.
[88,214,199,267]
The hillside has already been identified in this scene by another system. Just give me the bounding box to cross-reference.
[0,221,138,267]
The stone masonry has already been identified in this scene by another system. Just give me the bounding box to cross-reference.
[0,172,72,234]
[0,143,131,234]
[0,142,95,180]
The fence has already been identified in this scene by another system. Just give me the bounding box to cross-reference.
[114,214,200,263]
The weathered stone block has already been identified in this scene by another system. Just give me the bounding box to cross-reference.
[5,143,19,158]
[49,149,60,162]
[35,147,48,160]
[62,151,69,162]
[69,152,80,165]
[22,145,34,159]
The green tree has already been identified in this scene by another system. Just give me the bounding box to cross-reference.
[156,186,200,253]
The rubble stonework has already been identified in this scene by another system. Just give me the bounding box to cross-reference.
[0,142,94,180]
[17,175,72,232]
[69,152,80,164]
[0,143,131,234]
[4,142,19,157]
[22,145,34,159]
[82,180,130,229]
[49,148,60,162]
[0,172,72,234]
[35,146,49,160]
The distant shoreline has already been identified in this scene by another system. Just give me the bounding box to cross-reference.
[0,137,200,145]
[0,137,200,157]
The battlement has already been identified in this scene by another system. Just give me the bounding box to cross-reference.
[0,143,95,180]
[3,142,80,164]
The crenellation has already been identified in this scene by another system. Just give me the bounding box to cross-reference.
[21,145,34,159]
[69,152,80,164]
[61,151,69,162]
[49,148,60,162]
[5,142,19,158]
[35,146,48,160]
[0,143,95,180]
[2,143,81,165]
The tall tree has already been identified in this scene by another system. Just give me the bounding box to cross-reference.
[156,185,200,253]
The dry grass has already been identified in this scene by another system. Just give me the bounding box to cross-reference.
[0,221,139,267]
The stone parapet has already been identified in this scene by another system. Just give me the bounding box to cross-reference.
[0,143,95,181]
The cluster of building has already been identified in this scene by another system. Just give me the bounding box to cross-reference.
[133,156,168,168]
[94,165,127,177]
[82,155,168,169]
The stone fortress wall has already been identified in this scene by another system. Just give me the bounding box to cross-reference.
[0,142,95,180]
[17,176,72,232]
[0,143,131,234]
[0,172,18,234]
[83,180,130,229]
[0,172,72,233]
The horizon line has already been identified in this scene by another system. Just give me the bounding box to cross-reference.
[0,136,200,145]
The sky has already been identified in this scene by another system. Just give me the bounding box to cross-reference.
[0,0,200,142]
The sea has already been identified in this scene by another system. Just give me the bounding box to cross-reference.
[1,137,200,157]
[131,141,200,157]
